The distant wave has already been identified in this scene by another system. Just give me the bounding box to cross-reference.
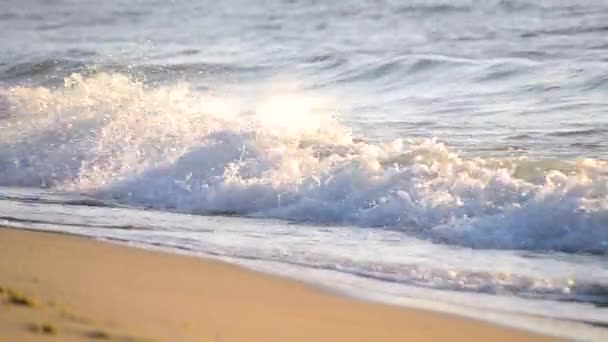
[548,128,608,137]
[1,72,607,254]
[396,3,472,14]
[0,59,262,84]
[520,25,608,38]
[0,59,87,82]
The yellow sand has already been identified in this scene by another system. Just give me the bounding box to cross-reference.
[0,227,560,341]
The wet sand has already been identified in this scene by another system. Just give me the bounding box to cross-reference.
[0,227,559,341]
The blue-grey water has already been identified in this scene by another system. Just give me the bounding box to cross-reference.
[1,0,607,340]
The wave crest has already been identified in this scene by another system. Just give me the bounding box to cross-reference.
[1,72,607,253]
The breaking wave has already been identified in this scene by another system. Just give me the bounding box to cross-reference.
[1,72,607,254]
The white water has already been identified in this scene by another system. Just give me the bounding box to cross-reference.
[1,73,607,255]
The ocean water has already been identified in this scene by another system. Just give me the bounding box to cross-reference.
[1,0,607,339]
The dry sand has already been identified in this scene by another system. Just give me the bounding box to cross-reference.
[0,227,559,341]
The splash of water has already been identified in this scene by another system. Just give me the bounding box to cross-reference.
[1,72,607,253]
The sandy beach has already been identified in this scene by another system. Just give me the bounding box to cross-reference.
[0,227,559,341]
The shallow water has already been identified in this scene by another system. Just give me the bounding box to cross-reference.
[1,0,607,340]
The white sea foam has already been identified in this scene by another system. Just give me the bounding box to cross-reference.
[1,72,607,253]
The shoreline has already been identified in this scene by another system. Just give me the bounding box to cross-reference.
[0,227,560,341]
